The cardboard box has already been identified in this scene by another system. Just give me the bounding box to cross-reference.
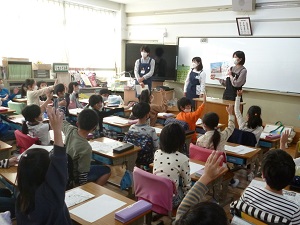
[32,63,51,70]
[2,57,29,67]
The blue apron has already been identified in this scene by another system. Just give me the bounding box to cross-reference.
[186,69,202,109]
[135,58,153,91]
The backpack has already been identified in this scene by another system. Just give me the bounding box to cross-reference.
[124,131,154,167]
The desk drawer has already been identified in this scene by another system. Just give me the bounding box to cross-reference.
[226,156,245,165]
[258,140,273,148]
[92,153,113,165]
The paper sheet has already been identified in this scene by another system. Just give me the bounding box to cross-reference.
[294,157,300,166]
[189,162,205,174]
[103,116,130,125]
[89,141,123,153]
[65,188,95,208]
[70,194,126,223]
[17,144,53,160]
[225,145,256,154]
[69,108,83,115]
[153,127,162,134]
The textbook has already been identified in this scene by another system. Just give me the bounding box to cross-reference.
[115,200,152,223]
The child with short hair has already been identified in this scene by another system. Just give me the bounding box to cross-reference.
[16,107,72,224]
[63,109,111,185]
[53,83,68,116]
[67,81,83,109]
[128,102,159,150]
[154,123,191,208]
[236,149,300,223]
[176,95,206,143]
[235,90,263,144]
[25,78,55,106]
[87,95,132,138]
[21,94,53,145]
[36,80,48,101]
[99,89,110,102]
[139,89,168,127]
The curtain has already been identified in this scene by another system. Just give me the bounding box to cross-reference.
[0,0,117,69]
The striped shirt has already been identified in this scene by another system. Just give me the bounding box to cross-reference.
[0,159,9,168]
[175,180,209,221]
[239,186,300,224]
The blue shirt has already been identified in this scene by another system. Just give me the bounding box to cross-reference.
[0,88,16,107]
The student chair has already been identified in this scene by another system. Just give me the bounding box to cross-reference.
[133,167,175,216]
[14,130,39,153]
[227,128,257,147]
[189,143,227,166]
[124,131,154,168]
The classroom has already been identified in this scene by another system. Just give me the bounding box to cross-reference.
[0,0,300,224]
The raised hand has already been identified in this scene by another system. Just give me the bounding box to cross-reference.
[280,130,290,150]
[226,104,233,115]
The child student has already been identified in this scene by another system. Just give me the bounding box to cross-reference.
[175,151,228,225]
[153,123,191,208]
[235,149,300,223]
[176,94,206,143]
[36,80,48,101]
[86,95,133,138]
[139,89,168,127]
[25,78,55,106]
[196,105,238,187]
[99,88,110,102]
[67,81,83,109]
[53,83,68,116]
[235,90,263,144]
[22,104,52,146]
[16,107,72,224]
[63,109,111,185]
[129,102,159,150]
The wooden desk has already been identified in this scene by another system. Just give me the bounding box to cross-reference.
[13,98,27,103]
[0,141,13,160]
[225,142,262,176]
[68,182,151,225]
[0,166,17,192]
[104,106,132,118]
[166,106,179,115]
[194,97,245,127]
[0,107,16,115]
[103,116,133,133]
[69,108,84,117]
[79,98,89,105]
[124,89,174,105]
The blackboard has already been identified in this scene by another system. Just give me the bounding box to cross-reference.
[177,37,300,94]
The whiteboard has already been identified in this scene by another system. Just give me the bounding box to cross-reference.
[177,37,300,94]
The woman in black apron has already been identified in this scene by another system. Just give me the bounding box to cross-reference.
[134,45,155,92]
[211,51,247,101]
[184,57,206,109]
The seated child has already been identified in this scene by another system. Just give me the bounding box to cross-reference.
[128,102,159,150]
[37,80,48,101]
[236,149,300,224]
[99,88,110,102]
[176,95,206,143]
[154,123,191,208]
[16,107,72,224]
[67,82,83,109]
[62,109,111,185]
[100,88,125,106]
[53,83,68,116]
[175,151,228,224]
[0,79,19,107]
[22,104,51,146]
[139,89,168,127]
[196,105,235,152]
[0,100,16,141]
[235,90,263,144]
[196,105,238,187]
[86,95,132,138]
[25,78,54,106]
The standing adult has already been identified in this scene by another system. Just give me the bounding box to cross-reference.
[211,51,247,101]
[184,57,206,109]
[134,45,155,91]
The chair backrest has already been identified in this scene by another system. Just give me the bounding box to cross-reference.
[133,167,175,215]
[66,154,75,190]
[7,101,26,115]
[164,118,189,131]
[227,128,257,147]
[189,143,226,166]
[14,130,39,153]
[124,131,154,167]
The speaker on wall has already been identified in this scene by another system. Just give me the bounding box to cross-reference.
[232,0,256,11]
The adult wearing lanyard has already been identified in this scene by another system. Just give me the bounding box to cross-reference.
[184,57,206,109]
[134,45,155,91]
[211,51,247,101]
